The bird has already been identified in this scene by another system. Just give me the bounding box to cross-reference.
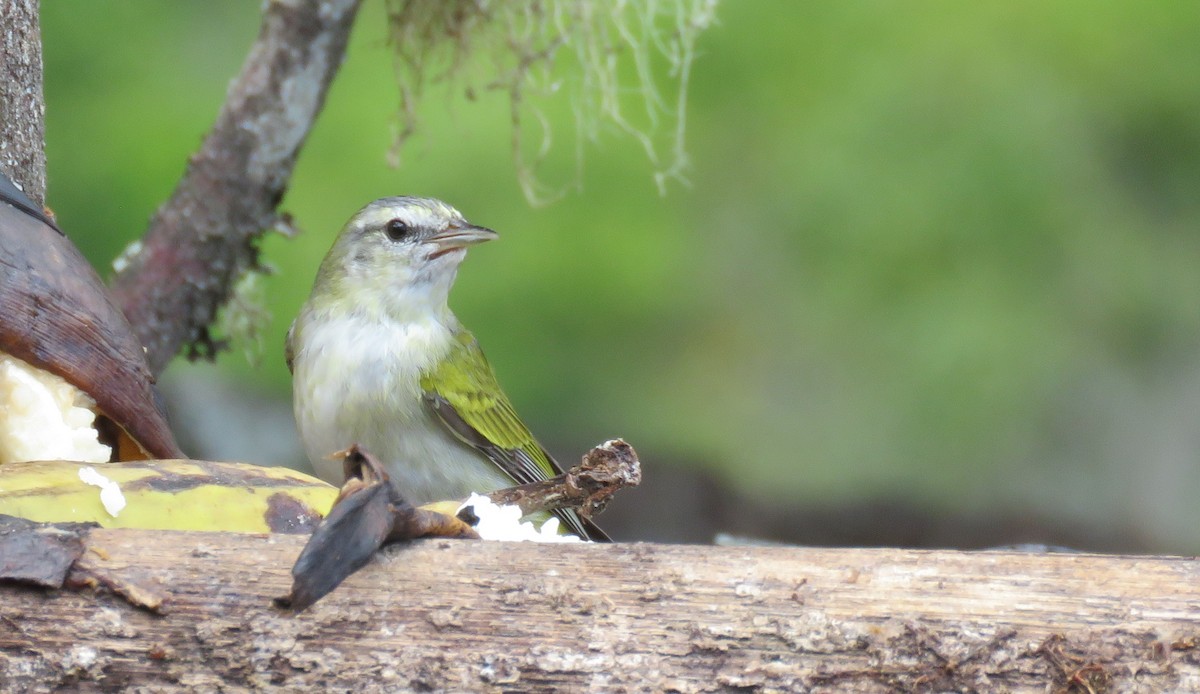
[286,196,608,541]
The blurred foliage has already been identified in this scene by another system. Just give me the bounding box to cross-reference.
[39,1,1200,550]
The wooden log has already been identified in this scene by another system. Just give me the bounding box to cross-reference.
[2,528,1198,692]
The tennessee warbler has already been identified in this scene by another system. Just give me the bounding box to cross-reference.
[287,197,607,541]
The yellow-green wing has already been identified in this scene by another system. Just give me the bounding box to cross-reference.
[420,330,558,484]
[420,330,608,541]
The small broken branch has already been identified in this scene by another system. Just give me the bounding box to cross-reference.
[108,0,363,374]
[483,438,641,519]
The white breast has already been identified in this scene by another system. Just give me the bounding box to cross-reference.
[290,313,510,502]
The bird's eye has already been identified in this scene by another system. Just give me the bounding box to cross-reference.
[384,219,412,242]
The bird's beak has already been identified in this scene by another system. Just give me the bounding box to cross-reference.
[428,223,498,253]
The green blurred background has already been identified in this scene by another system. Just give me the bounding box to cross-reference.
[39,2,1200,549]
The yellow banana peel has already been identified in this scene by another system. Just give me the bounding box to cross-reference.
[0,459,338,533]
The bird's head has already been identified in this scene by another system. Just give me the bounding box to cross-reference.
[311,196,497,320]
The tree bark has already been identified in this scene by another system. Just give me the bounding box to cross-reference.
[0,0,46,205]
[2,529,1198,692]
[108,0,362,375]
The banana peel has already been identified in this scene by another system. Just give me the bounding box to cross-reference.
[0,459,338,534]
[0,459,484,535]
[0,172,183,462]
[0,440,640,538]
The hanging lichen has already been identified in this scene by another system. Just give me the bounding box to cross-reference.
[385,0,718,204]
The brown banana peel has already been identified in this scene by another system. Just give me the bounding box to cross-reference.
[0,174,183,461]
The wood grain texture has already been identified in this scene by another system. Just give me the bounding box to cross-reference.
[2,529,1199,692]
